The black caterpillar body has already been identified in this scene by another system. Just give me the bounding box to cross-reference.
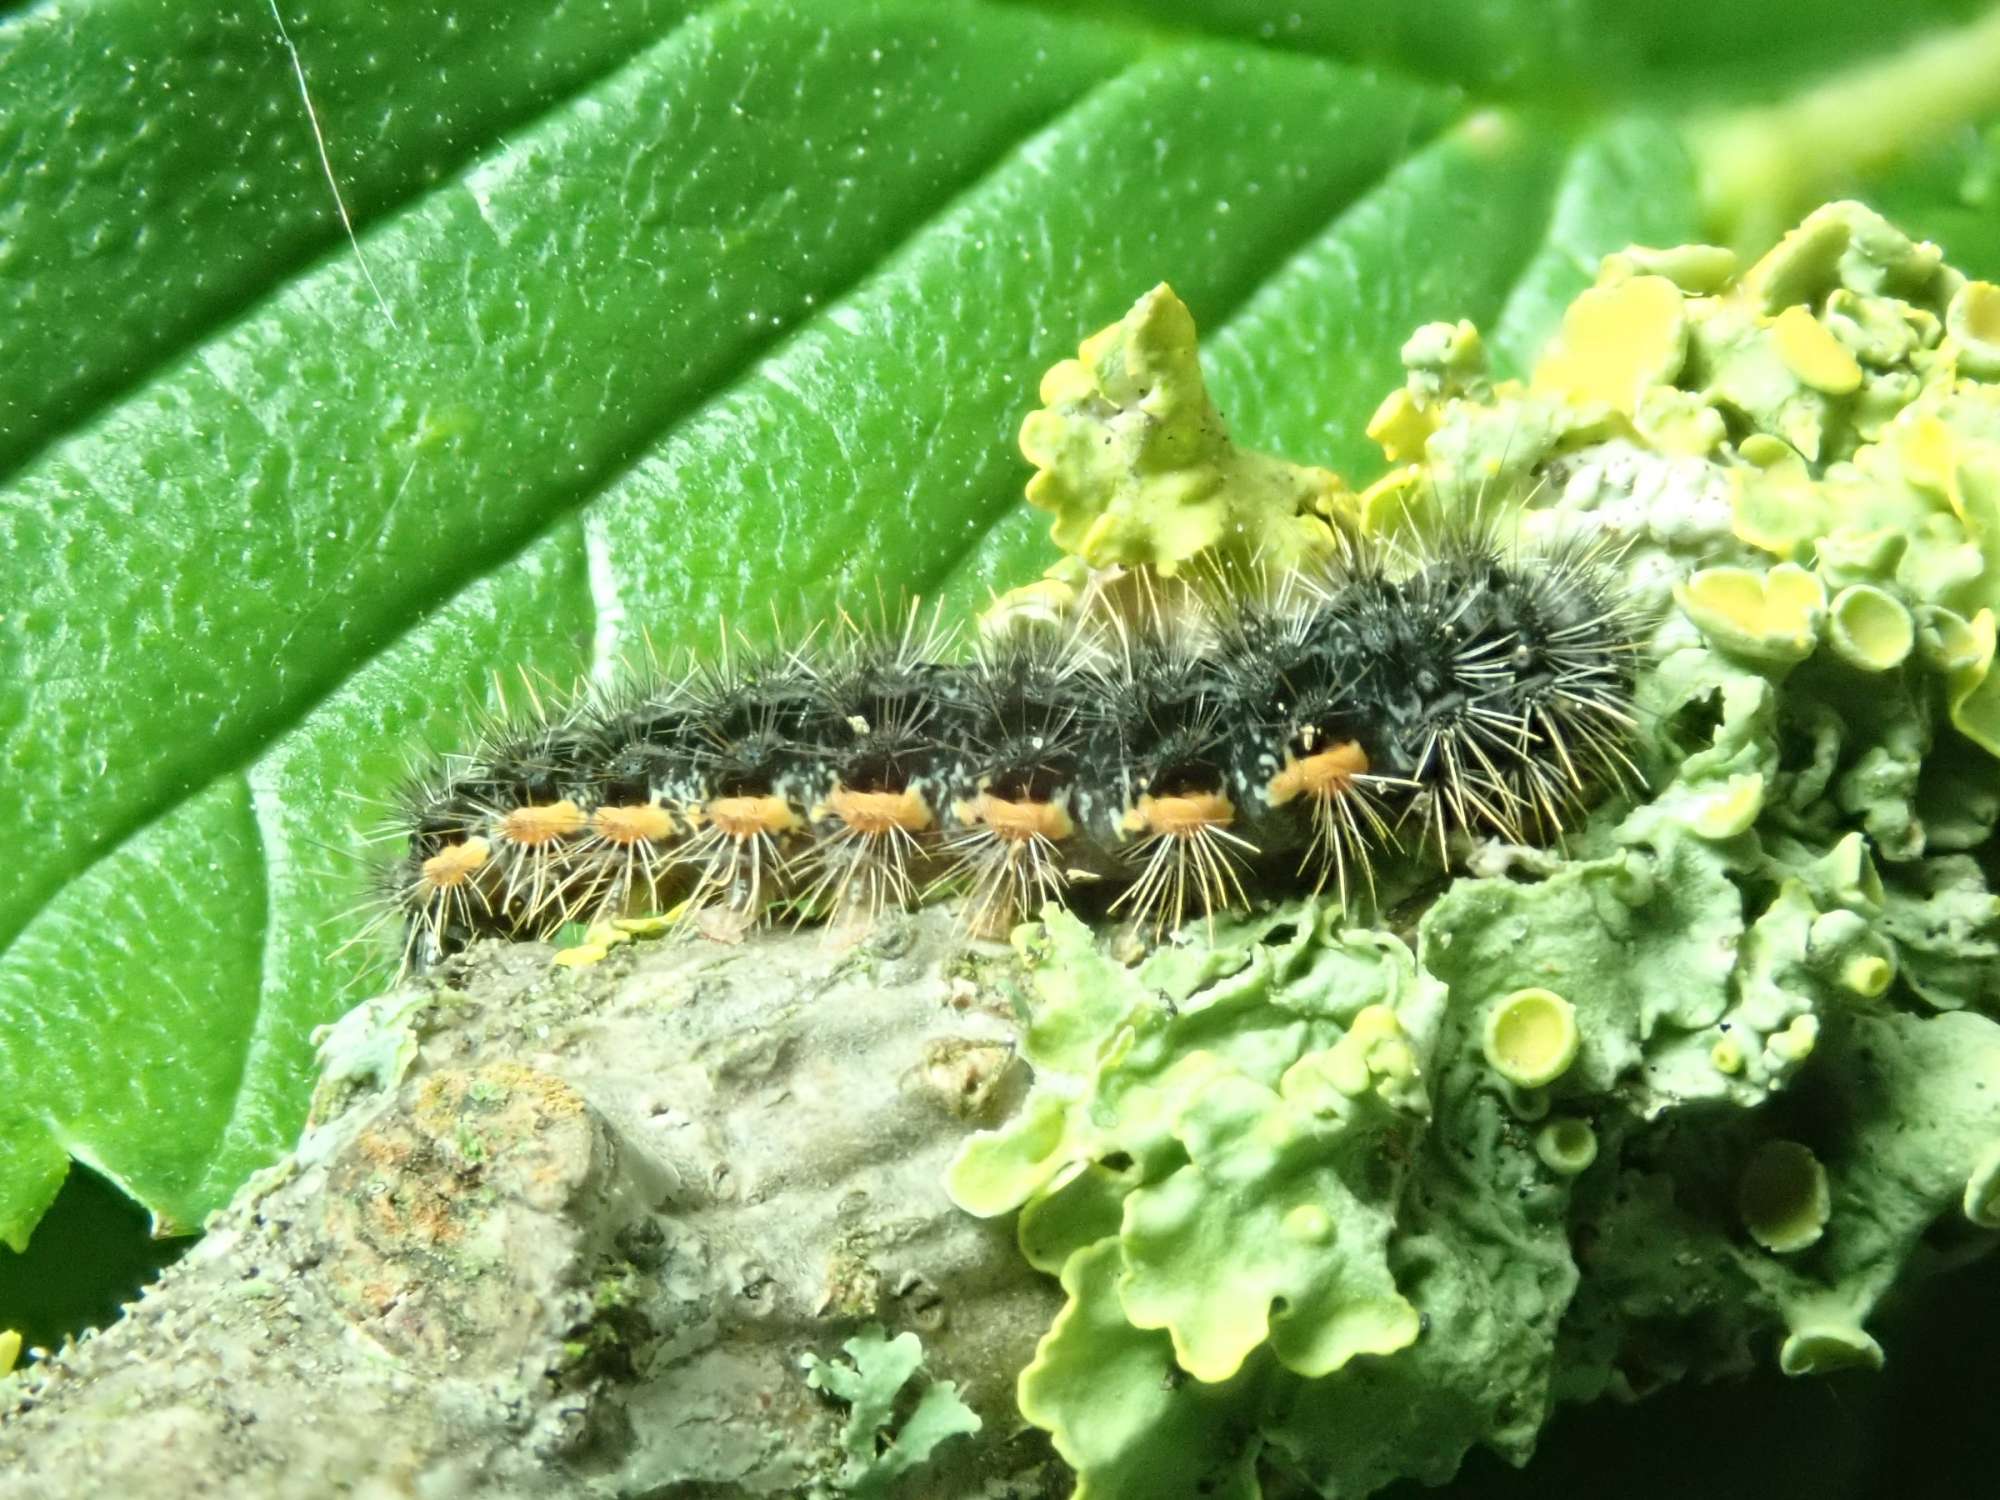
[385,527,1640,969]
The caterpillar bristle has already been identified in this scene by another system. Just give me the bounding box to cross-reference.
[675,808,792,938]
[1109,802,1258,940]
[1271,743,1408,910]
[368,511,1647,973]
[934,813,1071,939]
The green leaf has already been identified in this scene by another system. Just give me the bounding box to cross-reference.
[1852,119,2000,281]
[1004,0,1996,103]
[0,0,704,473]
[5,0,1988,1266]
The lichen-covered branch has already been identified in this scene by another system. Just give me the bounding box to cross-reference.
[0,919,1066,1499]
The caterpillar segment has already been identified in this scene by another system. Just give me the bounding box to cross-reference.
[575,799,681,925]
[788,605,960,937]
[1260,739,1405,910]
[941,790,1080,940]
[1209,580,1416,909]
[382,527,1641,970]
[402,835,496,972]
[1085,598,1257,937]
[385,699,618,967]
[931,624,1100,936]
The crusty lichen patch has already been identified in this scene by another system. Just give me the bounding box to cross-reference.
[321,1065,601,1369]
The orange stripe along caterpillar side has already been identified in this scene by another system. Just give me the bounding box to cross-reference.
[373,521,1643,971]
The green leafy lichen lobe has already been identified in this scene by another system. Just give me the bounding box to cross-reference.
[800,1326,981,1498]
[957,201,2000,1499]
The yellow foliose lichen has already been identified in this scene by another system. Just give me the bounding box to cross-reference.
[1018,284,1348,574]
[1531,274,1689,414]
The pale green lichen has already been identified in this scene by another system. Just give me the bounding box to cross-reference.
[1115,1060,1421,1382]
[305,988,430,1136]
[1480,988,1581,1089]
[1534,1118,1599,1176]
[1737,1140,1832,1253]
[956,202,2000,1499]
[1015,1238,1265,1500]
[800,1326,981,1498]
[1965,1142,2000,1228]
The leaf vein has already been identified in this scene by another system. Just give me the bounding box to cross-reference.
[0,1,719,486]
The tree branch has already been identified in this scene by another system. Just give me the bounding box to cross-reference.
[0,914,1063,1497]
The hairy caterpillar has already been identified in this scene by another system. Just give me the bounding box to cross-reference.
[370,517,1642,972]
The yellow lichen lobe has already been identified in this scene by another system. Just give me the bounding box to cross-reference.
[1675,561,1826,662]
[1018,283,1347,574]
[1947,280,2000,377]
[1689,772,1766,840]
[1531,274,1687,413]
[1364,387,1436,464]
[1771,304,1863,394]
[551,939,613,968]
[1601,242,1738,294]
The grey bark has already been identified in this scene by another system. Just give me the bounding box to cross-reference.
[0,914,1067,1499]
